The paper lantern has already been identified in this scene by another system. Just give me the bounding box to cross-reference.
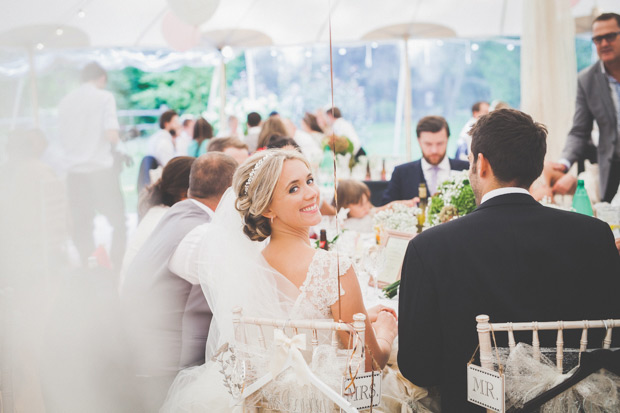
[161,11,200,51]
[167,0,220,26]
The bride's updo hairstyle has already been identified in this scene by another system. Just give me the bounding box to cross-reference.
[233,148,311,241]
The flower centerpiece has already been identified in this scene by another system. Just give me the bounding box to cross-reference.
[373,203,422,236]
[426,170,476,227]
[322,135,357,170]
[382,171,476,299]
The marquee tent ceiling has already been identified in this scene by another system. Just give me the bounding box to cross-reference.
[2,0,620,53]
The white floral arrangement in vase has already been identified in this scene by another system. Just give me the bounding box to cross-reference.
[373,203,422,235]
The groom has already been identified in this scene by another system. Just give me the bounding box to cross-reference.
[397,109,620,412]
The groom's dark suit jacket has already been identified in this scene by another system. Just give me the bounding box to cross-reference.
[398,193,620,412]
[380,158,469,205]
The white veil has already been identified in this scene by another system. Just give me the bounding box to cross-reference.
[198,187,300,358]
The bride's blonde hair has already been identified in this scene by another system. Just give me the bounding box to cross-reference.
[233,148,311,241]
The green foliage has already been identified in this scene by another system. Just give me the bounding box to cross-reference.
[453,180,476,215]
[428,195,444,217]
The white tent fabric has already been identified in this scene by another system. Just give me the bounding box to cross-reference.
[521,0,577,161]
[2,0,619,51]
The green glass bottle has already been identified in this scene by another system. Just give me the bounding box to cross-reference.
[572,179,593,216]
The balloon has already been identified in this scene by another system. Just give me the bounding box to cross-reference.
[161,11,200,51]
[167,0,220,27]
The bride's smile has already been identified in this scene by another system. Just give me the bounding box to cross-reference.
[264,159,322,229]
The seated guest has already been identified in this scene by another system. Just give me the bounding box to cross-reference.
[326,106,362,155]
[207,137,249,165]
[336,179,416,232]
[455,101,489,161]
[147,110,180,167]
[119,156,194,289]
[381,116,469,205]
[175,115,194,157]
[120,152,237,412]
[244,112,262,153]
[187,117,213,158]
[266,135,300,151]
[301,112,325,147]
[398,109,620,412]
[256,117,288,149]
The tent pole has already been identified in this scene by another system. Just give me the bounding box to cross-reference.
[219,58,226,128]
[403,36,412,161]
[245,49,256,101]
[28,48,40,128]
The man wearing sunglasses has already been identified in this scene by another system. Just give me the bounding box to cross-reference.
[552,13,620,204]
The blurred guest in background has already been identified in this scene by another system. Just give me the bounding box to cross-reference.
[455,101,489,161]
[257,117,289,149]
[187,117,214,158]
[302,112,325,147]
[244,111,262,153]
[147,109,179,167]
[207,137,249,165]
[120,156,195,289]
[120,153,237,412]
[175,115,195,157]
[326,106,361,155]
[217,115,242,138]
[58,61,126,270]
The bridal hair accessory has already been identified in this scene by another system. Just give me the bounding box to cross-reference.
[244,152,274,195]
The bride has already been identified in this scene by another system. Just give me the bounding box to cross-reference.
[162,149,405,412]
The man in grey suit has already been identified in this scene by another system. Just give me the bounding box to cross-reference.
[121,152,237,411]
[552,13,620,202]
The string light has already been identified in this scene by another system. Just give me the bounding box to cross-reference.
[36,43,44,50]
[471,43,479,51]
[338,47,346,56]
[371,42,378,49]
[270,49,277,57]
[56,27,64,36]
[506,43,515,51]
[221,45,233,58]
[436,40,444,47]
[305,50,312,58]
[77,9,86,18]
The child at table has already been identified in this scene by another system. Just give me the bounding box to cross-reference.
[335,179,416,231]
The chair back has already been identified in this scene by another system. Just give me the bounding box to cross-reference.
[136,156,159,194]
[476,315,618,372]
[232,307,366,411]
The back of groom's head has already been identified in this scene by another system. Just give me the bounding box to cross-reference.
[470,108,547,188]
[189,152,238,201]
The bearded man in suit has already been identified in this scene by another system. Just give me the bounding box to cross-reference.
[381,116,469,205]
[398,108,620,412]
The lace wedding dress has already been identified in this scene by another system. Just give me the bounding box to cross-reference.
[161,189,433,412]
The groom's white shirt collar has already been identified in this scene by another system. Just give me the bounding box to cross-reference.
[481,187,531,205]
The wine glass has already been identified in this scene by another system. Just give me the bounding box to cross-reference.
[362,246,386,301]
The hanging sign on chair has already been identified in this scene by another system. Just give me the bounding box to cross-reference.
[341,371,381,410]
[467,364,505,412]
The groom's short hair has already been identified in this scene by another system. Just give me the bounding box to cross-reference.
[470,108,547,188]
[189,152,237,200]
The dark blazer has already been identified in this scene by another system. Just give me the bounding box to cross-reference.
[397,193,620,413]
[562,61,619,197]
[380,158,469,205]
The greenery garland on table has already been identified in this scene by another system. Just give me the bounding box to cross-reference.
[382,171,476,298]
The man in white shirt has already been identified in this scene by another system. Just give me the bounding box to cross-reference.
[326,107,362,154]
[244,111,262,153]
[58,62,126,269]
[147,110,179,167]
[455,101,489,161]
[175,115,194,157]
[120,152,237,411]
